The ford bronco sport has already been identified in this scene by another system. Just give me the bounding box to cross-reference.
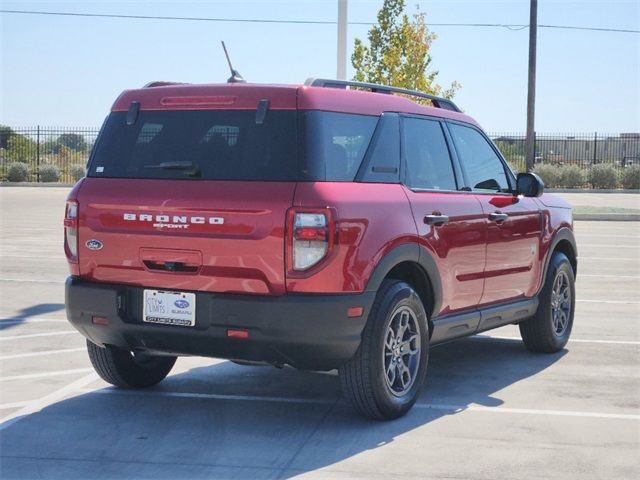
[65,78,577,420]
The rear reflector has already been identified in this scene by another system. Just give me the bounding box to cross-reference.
[347,307,364,318]
[92,316,109,325]
[227,329,249,339]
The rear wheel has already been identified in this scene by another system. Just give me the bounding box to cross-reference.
[339,280,429,420]
[519,252,575,353]
[86,340,177,388]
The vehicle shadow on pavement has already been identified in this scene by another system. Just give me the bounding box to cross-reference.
[0,303,65,330]
[0,337,566,479]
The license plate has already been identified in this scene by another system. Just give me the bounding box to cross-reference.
[143,290,196,327]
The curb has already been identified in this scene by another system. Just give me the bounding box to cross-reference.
[1,182,75,187]
[574,213,640,222]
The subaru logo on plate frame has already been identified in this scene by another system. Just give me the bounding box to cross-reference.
[85,239,103,250]
[174,299,190,309]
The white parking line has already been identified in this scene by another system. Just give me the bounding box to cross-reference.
[0,254,63,259]
[81,387,337,405]
[577,299,640,305]
[581,257,640,261]
[0,278,63,284]
[477,335,640,346]
[0,368,93,382]
[79,388,640,421]
[579,244,639,248]
[0,318,68,326]
[0,400,33,410]
[0,331,77,341]
[415,403,640,420]
[0,373,98,430]
[577,235,640,239]
[0,347,86,360]
[578,274,640,279]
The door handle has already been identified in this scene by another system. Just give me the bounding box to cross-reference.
[424,214,450,225]
[488,212,509,222]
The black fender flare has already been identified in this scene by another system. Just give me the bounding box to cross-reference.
[364,243,443,318]
[537,227,578,296]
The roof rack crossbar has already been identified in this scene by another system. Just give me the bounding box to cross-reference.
[304,78,461,112]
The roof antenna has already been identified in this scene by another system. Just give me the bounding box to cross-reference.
[221,41,245,83]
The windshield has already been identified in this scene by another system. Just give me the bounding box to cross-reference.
[88,109,378,181]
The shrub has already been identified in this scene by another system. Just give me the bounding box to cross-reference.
[588,164,619,189]
[621,164,640,190]
[533,164,562,188]
[506,157,526,175]
[559,165,586,189]
[39,164,61,183]
[69,164,86,181]
[7,162,30,182]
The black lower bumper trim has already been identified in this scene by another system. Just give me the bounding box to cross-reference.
[65,277,374,371]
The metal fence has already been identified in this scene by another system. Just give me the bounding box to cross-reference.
[0,127,100,183]
[1,126,639,183]
[488,132,640,174]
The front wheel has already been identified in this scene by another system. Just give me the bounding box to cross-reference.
[519,252,575,353]
[87,340,177,388]
[339,280,429,420]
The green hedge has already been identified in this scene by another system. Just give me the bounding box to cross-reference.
[533,164,638,190]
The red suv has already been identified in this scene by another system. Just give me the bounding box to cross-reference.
[65,78,577,419]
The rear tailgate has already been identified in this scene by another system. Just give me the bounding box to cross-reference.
[76,178,295,295]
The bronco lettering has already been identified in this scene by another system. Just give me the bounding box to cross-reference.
[123,213,224,225]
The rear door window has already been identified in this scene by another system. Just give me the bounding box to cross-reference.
[402,117,458,191]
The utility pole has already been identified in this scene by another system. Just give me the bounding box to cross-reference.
[525,0,538,172]
[337,0,348,80]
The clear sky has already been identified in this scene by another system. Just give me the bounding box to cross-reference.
[1,0,638,132]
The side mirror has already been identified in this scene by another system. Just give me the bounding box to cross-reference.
[516,172,544,197]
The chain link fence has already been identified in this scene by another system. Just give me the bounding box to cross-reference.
[1,126,639,187]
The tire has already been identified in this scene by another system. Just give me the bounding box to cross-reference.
[86,340,177,388]
[519,252,575,353]
[339,280,429,420]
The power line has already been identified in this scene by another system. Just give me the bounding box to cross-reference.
[1,9,638,34]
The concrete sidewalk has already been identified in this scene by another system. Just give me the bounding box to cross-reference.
[554,192,640,221]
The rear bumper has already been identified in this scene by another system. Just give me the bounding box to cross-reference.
[65,277,374,370]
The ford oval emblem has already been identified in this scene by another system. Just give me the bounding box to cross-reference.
[85,239,103,250]
[174,299,190,309]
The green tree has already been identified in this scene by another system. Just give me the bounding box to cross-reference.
[57,133,88,152]
[4,134,36,161]
[0,125,15,150]
[43,133,88,154]
[351,0,460,99]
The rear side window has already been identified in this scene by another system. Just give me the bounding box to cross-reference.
[89,110,298,181]
[303,112,378,181]
[448,123,510,193]
[402,117,457,191]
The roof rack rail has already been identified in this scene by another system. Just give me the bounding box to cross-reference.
[143,81,190,88]
[304,78,461,113]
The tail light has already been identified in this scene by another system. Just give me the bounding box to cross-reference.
[64,201,79,263]
[287,208,335,272]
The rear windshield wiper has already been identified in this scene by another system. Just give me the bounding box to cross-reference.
[144,161,201,178]
[145,161,196,170]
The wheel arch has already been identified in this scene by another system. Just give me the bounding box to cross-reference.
[538,227,578,296]
[365,244,443,325]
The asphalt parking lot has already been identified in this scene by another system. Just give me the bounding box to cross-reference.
[1,187,638,479]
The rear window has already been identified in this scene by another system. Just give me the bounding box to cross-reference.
[89,110,298,181]
[88,109,379,182]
